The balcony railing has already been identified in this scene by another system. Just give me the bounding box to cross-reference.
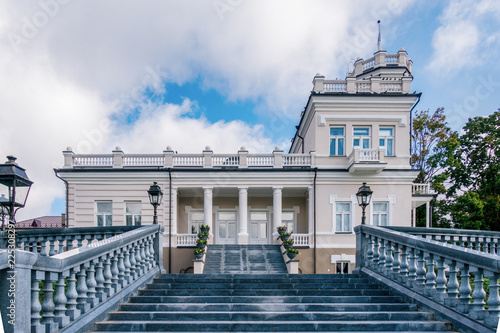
[412,183,431,195]
[176,234,198,247]
[291,233,310,247]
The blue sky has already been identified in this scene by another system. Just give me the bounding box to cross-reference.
[0,0,499,220]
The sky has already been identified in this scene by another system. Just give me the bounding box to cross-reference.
[0,0,499,221]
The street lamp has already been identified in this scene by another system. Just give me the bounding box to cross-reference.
[0,156,33,231]
[148,182,163,224]
[356,182,373,225]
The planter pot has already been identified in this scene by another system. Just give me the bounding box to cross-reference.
[287,252,297,260]
[278,229,286,235]
[200,228,209,234]
[280,235,289,242]
[199,236,208,241]
[197,243,206,250]
[283,244,292,250]
[194,252,204,259]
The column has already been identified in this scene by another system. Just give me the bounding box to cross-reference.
[308,186,314,241]
[203,187,213,242]
[273,187,283,244]
[238,187,249,244]
[426,202,431,228]
[171,187,178,247]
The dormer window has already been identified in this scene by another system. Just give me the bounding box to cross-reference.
[329,127,345,156]
[353,127,370,149]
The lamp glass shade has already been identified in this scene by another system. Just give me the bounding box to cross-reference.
[356,182,373,207]
[148,182,163,206]
[0,156,33,209]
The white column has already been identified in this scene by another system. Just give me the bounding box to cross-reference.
[426,201,431,228]
[203,187,213,242]
[238,187,249,244]
[171,187,178,236]
[308,186,314,236]
[273,187,283,244]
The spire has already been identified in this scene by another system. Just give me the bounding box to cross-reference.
[377,20,381,51]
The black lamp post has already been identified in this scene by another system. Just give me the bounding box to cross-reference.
[0,156,33,231]
[356,182,373,225]
[148,182,163,224]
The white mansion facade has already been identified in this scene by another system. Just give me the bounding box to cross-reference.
[56,48,433,274]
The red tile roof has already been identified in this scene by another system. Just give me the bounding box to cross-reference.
[15,216,63,229]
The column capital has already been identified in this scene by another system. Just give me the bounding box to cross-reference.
[238,186,248,191]
[203,186,213,191]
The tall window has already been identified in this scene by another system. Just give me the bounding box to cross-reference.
[335,202,351,232]
[125,202,142,226]
[379,127,394,156]
[373,202,389,226]
[329,127,345,156]
[189,211,205,234]
[96,201,112,227]
[353,127,370,149]
[281,211,295,233]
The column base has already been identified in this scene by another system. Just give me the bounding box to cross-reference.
[238,233,249,244]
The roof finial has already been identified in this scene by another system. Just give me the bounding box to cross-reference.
[377,20,382,51]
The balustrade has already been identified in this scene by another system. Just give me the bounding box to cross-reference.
[290,234,309,246]
[355,225,500,330]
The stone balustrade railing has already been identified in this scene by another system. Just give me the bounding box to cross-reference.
[412,183,432,195]
[0,225,164,333]
[0,226,140,256]
[355,225,499,332]
[291,233,309,247]
[386,227,500,255]
[348,148,385,165]
[63,147,315,169]
[176,234,198,247]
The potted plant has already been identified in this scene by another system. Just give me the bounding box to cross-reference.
[194,247,204,259]
[196,239,207,250]
[279,232,291,242]
[282,238,294,249]
[200,224,210,234]
[286,248,299,260]
[277,225,287,235]
[198,232,209,241]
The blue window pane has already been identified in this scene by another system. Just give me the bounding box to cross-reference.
[354,128,370,136]
[330,127,344,136]
[353,139,360,147]
[387,138,394,156]
[379,128,393,136]
[338,138,344,155]
[362,138,370,149]
[379,138,385,146]
[330,138,336,155]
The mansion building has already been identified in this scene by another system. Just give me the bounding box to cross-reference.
[56,48,433,274]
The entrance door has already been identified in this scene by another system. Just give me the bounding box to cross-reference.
[250,211,269,244]
[217,211,237,244]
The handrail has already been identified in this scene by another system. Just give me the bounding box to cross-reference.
[355,225,500,331]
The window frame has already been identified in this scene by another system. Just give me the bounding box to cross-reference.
[188,209,205,235]
[335,261,350,274]
[330,195,356,234]
[379,126,395,156]
[96,201,113,227]
[125,201,142,226]
[329,126,346,156]
[353,126,371,149]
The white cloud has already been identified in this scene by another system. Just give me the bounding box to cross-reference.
[0,0,416,220]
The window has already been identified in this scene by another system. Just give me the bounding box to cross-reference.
[281,211,295,233]
[329,127,345,156]
[189,211,205,234]
[96,201,112,227]
[353,127,370,149]
[373,202,389,226]
[125,202,142,226]
[336,262,350,274]
[335,202,351,232]
[379,127,394,156]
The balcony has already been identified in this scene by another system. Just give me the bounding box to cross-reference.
[348,148,386,173]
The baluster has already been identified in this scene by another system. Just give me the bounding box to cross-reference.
[30,237,37,253]
[69,235,77,249]
[111,251,120,292]
[399,245,408,283]
[457,264,472,313]
[470,268,487,320]
[95,257,107,302]
[76,264,90,313]
[135,241,144,276]
[48,236,56,256]
[384,240,393,276]
[392,243,401,280]
[22,237,30,251]
[366,235,374,267]
[76,235,84,248]
[86,261,98,308]
[434,256,447,302]
[31,271,44,332]
[54,271,70,328]
[424,253,437,297]
[39,237,47,256]
[66,267,81,320]
[445,260,460,308]
[458,236,465,248]
[103,254,114,297]
[140,239,148,272]
[407,247,417,288]
[415,250,427,292]
[117,249,127,287]
[41,271,58,331]
[56,235,64,254]
[466,237,473,249]
[474,238,481,251]
[145,236,154,269]
[123,247,132,284]
[129,245,138,281]
[485,272,500,328]
[378,239,386,274]
[149,235,156,266]
[372,237,380,269]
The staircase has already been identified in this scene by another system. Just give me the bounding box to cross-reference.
[94,273,456,332]
[203,244,288,274]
